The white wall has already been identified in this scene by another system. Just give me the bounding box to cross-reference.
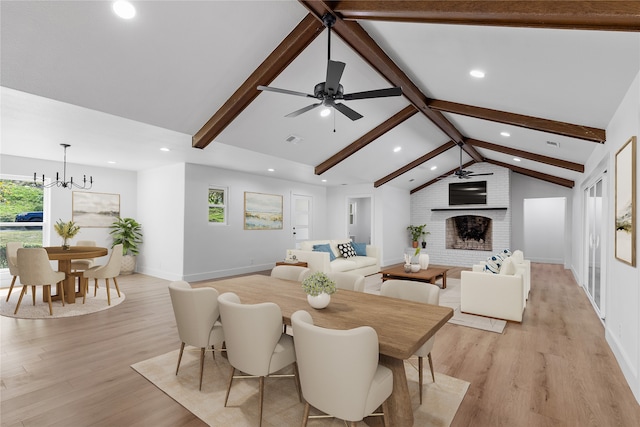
[523,197,565,263]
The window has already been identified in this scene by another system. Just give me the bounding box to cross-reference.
[0,178,45,268]
[208,187,227,224]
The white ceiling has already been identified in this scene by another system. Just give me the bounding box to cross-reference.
[2,1,639,190]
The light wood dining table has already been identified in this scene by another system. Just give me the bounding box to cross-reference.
[203,274,453,427]
[44,246,108,303]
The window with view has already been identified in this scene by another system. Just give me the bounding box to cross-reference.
[208,187,227,224]
[0,179,45,269]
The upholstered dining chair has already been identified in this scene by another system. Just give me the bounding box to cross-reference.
[83,244,122,305]
[291,310,393,426]
[15,248,66,316]
[327,271,365,292]
[168,281,225,391]
[380,279,440,404]
[5,242,23,302]
[270,265,311,282]
[70,240,97,272]
[217,292,300,427]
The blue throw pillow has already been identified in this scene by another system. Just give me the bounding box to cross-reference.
[484,255,502,274]
[313,244,336,261]
[351,242,367,256]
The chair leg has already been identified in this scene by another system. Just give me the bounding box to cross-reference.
[14,286,27,315]
[176,342,185,375]
[293,362,302,402]
[59,281,65,307]
[105,278,111,305]
[31,285,36,306]
[199,347,205,391]
[224,367,235,407]
[419,356,423,404]
[301,402,310,427]
[94,278,99,296]
[5,276,17,301]
[113,277,121,297]
[46,285,53,315]
[428,352,435,382]
[258,376,265,427]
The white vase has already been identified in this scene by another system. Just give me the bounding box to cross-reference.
[419,254,430,270]
[307,293,331,309]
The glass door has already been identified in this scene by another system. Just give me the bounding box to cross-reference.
[584,177,605,319]
[291,194,312,249]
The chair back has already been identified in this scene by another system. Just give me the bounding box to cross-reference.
[327,272,365,292]
[16,248,63,285]
[291,310,381,421]
[7,242,23,275]
[168,281,222,348]
[270,265,310,282]
[76,240,96,247]
[101,244,124,277]
[217,292,285,376]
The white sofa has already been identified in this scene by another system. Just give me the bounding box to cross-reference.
[461,257,526,322]
[288,239,380,276]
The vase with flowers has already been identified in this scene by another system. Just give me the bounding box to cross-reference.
[302,272,336,309]
[54,219,81,250]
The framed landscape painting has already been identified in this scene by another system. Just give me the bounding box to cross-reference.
[244,192,283,230]
[615,136,636,266]
[72,192,120,228]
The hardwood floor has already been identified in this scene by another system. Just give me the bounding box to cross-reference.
[2,264,639,426]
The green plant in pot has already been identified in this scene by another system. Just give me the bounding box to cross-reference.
[54,219,81,250]
[302,272,336,309]
[407,224,429,248]
[109,217,142,275]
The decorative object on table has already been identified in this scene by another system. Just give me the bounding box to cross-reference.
[421,240,427,249]
[301,272,336,309]
[54,219,81,250]
[407,224,429,248]
[403,253,412,272]
[615,136,636,266]
[243,191,283,230]
[410,263,421,273]
[72,191,120,227]
[32,143,93,190]
[419,253,430,270]
[109,217,143,275]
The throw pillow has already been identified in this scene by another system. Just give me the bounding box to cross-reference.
[337,242,357,258]
[313,244,336,261]
[351,242,367,256]
[484,255,502,274]
[501,248,512,258]
[499,257,516,275]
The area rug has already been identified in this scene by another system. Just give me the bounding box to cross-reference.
[0,287,125,319]
[365,275,506,334]
[132,348,469,427]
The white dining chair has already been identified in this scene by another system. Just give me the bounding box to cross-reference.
[16,248,66,316]
[270,265,311,282]
[5,242,23,302]
[83,244,122,305]
[217,292,300,427]
[70,240,97,272]
[291,309,393,426]
[380,279,440,404]
[327,271,365,292]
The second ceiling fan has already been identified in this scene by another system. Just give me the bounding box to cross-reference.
[257,13,402,121]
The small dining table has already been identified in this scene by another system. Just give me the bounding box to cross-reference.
[44,246,108,304]
[204,274,453,427]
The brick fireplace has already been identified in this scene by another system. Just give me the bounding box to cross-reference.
[446,215,493,251]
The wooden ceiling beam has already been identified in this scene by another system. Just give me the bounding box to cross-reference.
[410,160,475,194]
[315,105,418,175]
[465,138,584,172]
[192,14,324,149]
[486,159,575,188]
[429,99,606,143]
[333,1,640,32]
[374,140,457,187]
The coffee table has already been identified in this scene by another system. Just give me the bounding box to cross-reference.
[380,265,450,289]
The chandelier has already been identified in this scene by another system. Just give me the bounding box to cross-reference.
[33,144,93,189]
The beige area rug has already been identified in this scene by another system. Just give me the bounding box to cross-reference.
[132,349,469,427]
[365,274,506,334]
[0,286,125,319]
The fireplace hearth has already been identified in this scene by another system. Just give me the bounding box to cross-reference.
[446,215,492,251]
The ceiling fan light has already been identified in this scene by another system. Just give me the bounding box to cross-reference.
[320,108,331,117]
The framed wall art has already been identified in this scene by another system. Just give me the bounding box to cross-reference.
[244,192,283,230]
[72,191,120,228]
[615,136,636,266]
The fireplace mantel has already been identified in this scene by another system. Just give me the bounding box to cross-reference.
[431,207,508,211]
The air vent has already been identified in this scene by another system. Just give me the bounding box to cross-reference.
[546,141,560,148]
[284,134,302,144]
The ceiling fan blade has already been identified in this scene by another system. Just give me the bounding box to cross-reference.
[285,102,322,118]
[467,173,494,177]
[332,102,363,121]
[325,60,345,95]
[342,87,402,100]
[257,85,314,98]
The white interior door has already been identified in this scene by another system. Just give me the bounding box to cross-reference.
[291,194,312,248]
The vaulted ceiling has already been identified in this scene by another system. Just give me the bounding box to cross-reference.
[2,1,639,191]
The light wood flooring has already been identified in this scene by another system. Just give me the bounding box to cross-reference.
[2,263,639,426]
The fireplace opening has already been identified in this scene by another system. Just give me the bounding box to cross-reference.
[446,215,493,251]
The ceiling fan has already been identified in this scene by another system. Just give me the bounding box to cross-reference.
[257,13,402,121]
[453,145,493,179]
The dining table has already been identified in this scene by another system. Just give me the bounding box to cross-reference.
[44,246,108,304]
[204,274,454,427]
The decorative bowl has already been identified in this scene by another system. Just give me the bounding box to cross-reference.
[410,263,420,273]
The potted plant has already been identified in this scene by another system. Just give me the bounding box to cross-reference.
[54,219,80,250]
[407,224,429,248]
[302,272,336,309]
[109,217,143,275]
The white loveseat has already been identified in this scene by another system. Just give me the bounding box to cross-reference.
[288,239,380,276]
[460,257,526,322]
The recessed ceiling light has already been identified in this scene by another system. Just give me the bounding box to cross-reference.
[393,146,402,153]
[320,108,331,117]
[160,147,170,152]
[430,166,437,171]
[470,69,485,78]
[321,179,327,182]
[113,1,136,19]
[107,161,116,164]
[500,131,510,137]
[514,158,521,162]
[267,168,275,172]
